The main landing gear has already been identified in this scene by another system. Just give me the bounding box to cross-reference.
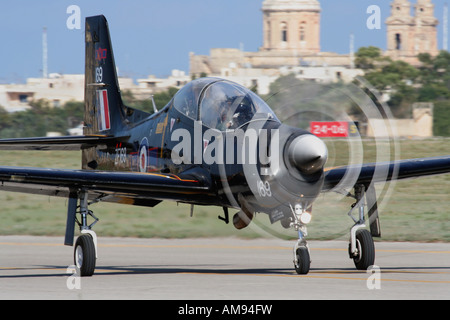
[290,184,380,275]
[65,190,99,277]
[346,184,377,270]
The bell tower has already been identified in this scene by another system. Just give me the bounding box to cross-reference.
[262,0,321,53]
[413,0,439,55]
[386,0,439,62]
[386,0,415,57]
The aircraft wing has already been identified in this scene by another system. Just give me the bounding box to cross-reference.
[322,155,450,192]
[0,166,213,207]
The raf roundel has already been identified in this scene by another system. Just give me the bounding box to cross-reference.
[139,138,148,173]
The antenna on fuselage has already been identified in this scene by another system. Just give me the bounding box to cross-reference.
[151,95,158,113]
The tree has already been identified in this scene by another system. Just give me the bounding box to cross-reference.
[0,100,83,138]
[417,51,450,100]
[0,106,10,130]
[264,74,362,128]
[355,46,390,70]
[359,50,424,118]
[433,101,450,136]
[364,60,419,91]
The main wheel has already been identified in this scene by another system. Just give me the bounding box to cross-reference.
[74,234,96,277]
[352,229,375,270]
[294,247,310,275]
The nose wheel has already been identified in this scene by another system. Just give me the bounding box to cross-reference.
[294,245,310,275]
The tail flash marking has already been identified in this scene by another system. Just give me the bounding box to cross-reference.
[97,89,111,131]
[96,47,107,61]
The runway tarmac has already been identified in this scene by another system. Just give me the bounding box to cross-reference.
[0,236,449,300]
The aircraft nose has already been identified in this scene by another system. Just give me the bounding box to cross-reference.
[287,134,328,174]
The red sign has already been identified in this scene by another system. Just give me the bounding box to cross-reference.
[310,121,359,137]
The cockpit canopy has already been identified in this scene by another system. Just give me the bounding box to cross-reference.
[173,78,279,130]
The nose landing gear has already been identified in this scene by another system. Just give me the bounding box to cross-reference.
[293,236,310,275]
[289,204,311,275]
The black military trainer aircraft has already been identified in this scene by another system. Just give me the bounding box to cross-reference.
[1,15,449,276]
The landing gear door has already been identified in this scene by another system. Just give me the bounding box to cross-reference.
[365,183,381,238]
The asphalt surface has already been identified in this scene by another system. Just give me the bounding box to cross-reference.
[0,236,449,300]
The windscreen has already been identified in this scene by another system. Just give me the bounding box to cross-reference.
[172,78,218,120]
[199,81,279,130]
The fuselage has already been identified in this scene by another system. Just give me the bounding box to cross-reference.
[91,78,328,223]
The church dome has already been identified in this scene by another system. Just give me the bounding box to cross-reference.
[262,0,321,12]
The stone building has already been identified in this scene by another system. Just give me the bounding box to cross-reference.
[367,102,434,137]
[190,0,441,77]
[261,0,321,53]
[0,74,84,112]
[0,74,138,113]
[189,0,353,79]
[386,0,439,65]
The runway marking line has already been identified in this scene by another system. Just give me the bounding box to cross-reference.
[2,240,449,286]
[1,242,449,255]
[1,266,448,285]
[176,272,450,285]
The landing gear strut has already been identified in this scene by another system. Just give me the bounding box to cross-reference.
[65,190,99,277]
[347,185,375,270]
[290,204,311,275]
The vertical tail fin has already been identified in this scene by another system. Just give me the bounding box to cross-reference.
[84,15,124,135]
[82,15,151,170]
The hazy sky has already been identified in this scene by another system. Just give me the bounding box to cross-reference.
[0,0,448,83]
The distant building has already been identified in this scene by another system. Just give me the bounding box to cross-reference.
[191,0,441,80]
[0,69,193,112]
[386,0,439,65]
[190,0,354,75]
[190,0,358,94]
[0,0,440,131]
[0,74,84,112]
[133,69,190,99]
[367,102,434,137]
[261,0,321,54]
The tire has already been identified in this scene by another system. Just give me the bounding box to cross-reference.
[74,234,96,277]
[352,229,375,270]
[294,247,310,275]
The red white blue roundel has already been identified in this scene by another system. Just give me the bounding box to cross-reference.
[139,138,148,172]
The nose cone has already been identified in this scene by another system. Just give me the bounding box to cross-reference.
[288,134,328,174]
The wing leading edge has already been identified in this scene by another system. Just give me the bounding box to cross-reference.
[0,135,128,151]
[0,166,214,207]
[322,155,450,192]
